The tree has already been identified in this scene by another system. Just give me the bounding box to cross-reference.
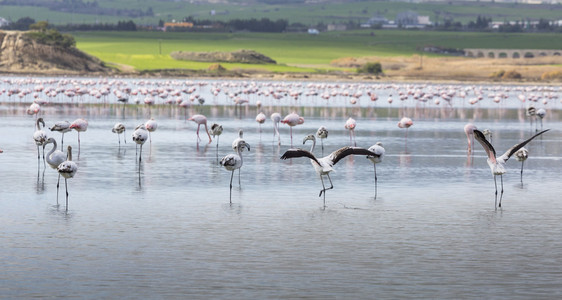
[358,62,383,75]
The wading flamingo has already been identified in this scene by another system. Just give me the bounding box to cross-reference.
[188,114,212,144]
[33,117,48,162]
[69,118,88,153]
[344,117,356,146]
[281,113,304,147]
[132,124,149,162]
[367,142,385,199]
[44,137,66,204]
[220,139,251,203]
[57,145,78,212]
[145,118,158,146]
[473,129,549,208]
[514,147,528,183]
[271,112,281,145]
[281,135,377,208]
[464,123,477,153]
[536,108,546,130]
[210,123,223,149]
[316,126,328,155]
[50,120,71,148]
[112,123,126,145]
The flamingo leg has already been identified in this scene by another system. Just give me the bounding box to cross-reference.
[65,178,69,212]
[374,164,378,199]
[77,132,81,153]
[499,175,504,208]
[61,133,65,149]
[139,144,143,162]
[238,168,241,186]
[117,133,121,146]
[520,161,524,183]
[290,127,293,147]
[494,175,498,209]
[321,138,324,156]
[124,132,126,144]
[196,124,201,142]
[229,170,234,204]
[204,123,212,144]
[56,174,60,206]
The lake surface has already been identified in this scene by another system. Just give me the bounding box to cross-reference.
[1,78,562,299]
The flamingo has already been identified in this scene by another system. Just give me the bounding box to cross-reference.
[188,114,212,144]
[281,113,304,147]
[210,123,223,149]
[69,118,88,153]
[132,124,149,162]
[344,117,357,146]
[464,123,477,153]
[112,123,126,145]
[473,129,549,208]
[514,147,528,183]
[536,108,546,130]
[526,105,536,131]
[26,102,41,119]
[271,112,281,145]
[255,112,266,134]
[281,135,377,208]
[232,129,245,152]
[57,145,78,212]
[316,126,328,155]
[33,117,48,162]
[145,118,158,146]
[398,117,413,136]
[367,142,385,199]
[44,137,66,204]
[220,139,251,203]
[50,120,71,149]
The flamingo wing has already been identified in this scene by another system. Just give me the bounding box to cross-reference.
[499,129,549,162]
[280,149,320,165]
[330,147,378,165]
[473,129,497,163]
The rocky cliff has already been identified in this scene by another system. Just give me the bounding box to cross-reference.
[0,30,111,74]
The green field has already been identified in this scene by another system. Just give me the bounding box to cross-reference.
[72,30,562,72]
[2,0,562,26]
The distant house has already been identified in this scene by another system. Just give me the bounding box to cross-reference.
[308,28,319,35]
[395,11,430,28]
[327,24,347,31]
[361,15,389,28]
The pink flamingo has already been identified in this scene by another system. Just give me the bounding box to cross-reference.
[255,112,266,134]
[271,112,281,145]
[464,123,477,153]
[398,117,413,139]
[281,113,304,147]
[344,117,357,146]
[69,118,88,153]
[27,102,41,119]
[145,118,158,146]
[50,120,71,149]
[188,114,212,144]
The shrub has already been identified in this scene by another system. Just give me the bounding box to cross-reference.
[502,70,522,79]
[489,70,505,78]
[358,62,383,75]
[541,70,562,80]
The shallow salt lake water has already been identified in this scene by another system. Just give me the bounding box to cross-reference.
[1,96,562,298]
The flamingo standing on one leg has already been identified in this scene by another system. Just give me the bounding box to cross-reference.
[367,142,385,199]
[112,123,126,146]
[33,117,48,162]
[132,124,149,162]
[220,139,251,203]
[316,126,328,155]
[281,135,378,208]
[57,145,78,212]
[473,129,549,208]
[514,147,529,184]
[145,118,158,147]
[344,117,357,146]
[69,118,88,153]
[398,117,413,137]
[188,114,212,144]
[255,112,266,136]
[44,137,66,205]
[50,120,71,149]
[464,123,477,153]
[271,112,281,145]
[210,123,223,149]
[281,113,304,147]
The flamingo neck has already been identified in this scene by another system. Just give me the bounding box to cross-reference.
[48,140,57,157]
[306,138,316,152]
[67,148,72,161]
